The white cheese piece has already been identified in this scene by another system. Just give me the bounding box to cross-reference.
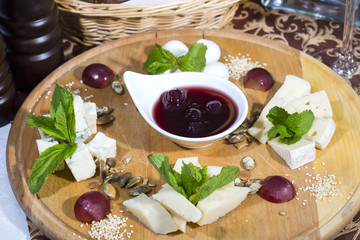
[196,186,250,226]
[65,142,96,182]
[289,90,333,118]
[38,114,51,139]
[171,215,186,233]
[206,166,234,188]
[83,102,97,134]
[152,184,202,223]
[36,138,65,171]
[196,39,221,64]
[268,137,316,169]
[87,132,117,160]
[73,95,92,143]
[304,118,336,150]
[173,156,201,173]
[273,75,311,101]
[163,40,188,59]
[202,62,229,80]
[248,97,286,144]
[123,193,178,234]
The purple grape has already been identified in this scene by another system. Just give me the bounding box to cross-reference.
[244,68,274,92]
[258,176,295,203]
[82,63,114,89]
[74,191,110,223]
[161,88,188,112]
[185,107,202,121]
[206,100,223,115]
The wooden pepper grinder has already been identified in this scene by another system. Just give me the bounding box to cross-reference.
[0,34,17,126]
[0,0,64,92]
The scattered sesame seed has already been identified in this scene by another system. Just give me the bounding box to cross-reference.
[123,103,129,106]
[322,162,326,166]
[223,54,265,80]
[80,80,83,84]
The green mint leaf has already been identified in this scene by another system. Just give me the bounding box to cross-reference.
[180,163,207,197]
[143,44,177,74]
[27,115,68,141]
[280,134,302,145]
[267,124,293,139]
[178,43,207,72]
[266,106,290,125]
[147,153,187,197]
[28,143,77,194]
[51,83,76,143]
[188,166,239,204]
[286,110,315,136]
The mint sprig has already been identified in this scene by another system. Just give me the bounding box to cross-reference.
[143,43,207,74]
[266,106,315,145]
[26,83,78,194]
[148,153,239,204]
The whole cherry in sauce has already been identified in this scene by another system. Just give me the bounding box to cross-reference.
[153,86,238,138]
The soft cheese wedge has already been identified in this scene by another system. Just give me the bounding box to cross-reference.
[248,97,286,144]
[171,215,187,233]
[289,90,332,118]
[152,184,202,223]
[65,142,96,181]
[87,132,117,160]
[123,193,178,234]
[304,118,336,150]
[268,137,316,169]
[173,156,201,173]
[196,186,250,226]
[273,75,311,101]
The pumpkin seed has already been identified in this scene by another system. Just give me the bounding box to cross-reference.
[228,134,246,144]
[118,172,132,188]
[242,156,255,171]
[97,114,115,125]
[129,185,151,197]
[125,176,142,188]
[107,158,117,168]
[111,80,125,95]
[96,106,114,118]
[104,183,117,199]
[104,173,121,183]
[89,180,102,189]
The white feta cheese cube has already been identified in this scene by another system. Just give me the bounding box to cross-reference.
[289,90,333,118]
[196,186,250,226]
[65,142,96,182]
[83,102,97,134]
[304,118,336,150]
[87,132,117,160]
[173,156,201,173]
[248,97,286,144]
[152,184,202,223]
[268,137,316,169]
[36,138,65,171]
[73,95,93,143]
[123,193,178,234]
[274,75,311,101]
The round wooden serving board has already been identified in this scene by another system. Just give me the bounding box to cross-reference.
[7,29,360,240]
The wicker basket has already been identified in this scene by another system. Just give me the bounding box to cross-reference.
[54,0,240,46]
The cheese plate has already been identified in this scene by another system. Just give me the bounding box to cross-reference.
[7,29,360,240]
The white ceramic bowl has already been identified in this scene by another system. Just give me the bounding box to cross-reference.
[123,71,248,148]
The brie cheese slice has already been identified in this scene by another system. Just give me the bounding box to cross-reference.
[273,75,311,101]
[304,118,336,150]
[268,137,316,169]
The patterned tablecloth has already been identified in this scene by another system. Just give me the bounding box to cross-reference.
[28,0,360,239]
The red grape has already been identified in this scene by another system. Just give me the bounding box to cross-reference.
[74,191,110,223]
[82,63,114,89]
[244,68,274,92]
[258,175,295,203]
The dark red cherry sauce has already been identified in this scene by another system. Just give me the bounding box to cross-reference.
[153,86,238,138]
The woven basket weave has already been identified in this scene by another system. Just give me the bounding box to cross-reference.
[54,0,240,46]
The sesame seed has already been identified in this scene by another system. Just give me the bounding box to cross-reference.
[223,54,265,80]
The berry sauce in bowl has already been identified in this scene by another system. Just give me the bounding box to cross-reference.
[123,71,248,148]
